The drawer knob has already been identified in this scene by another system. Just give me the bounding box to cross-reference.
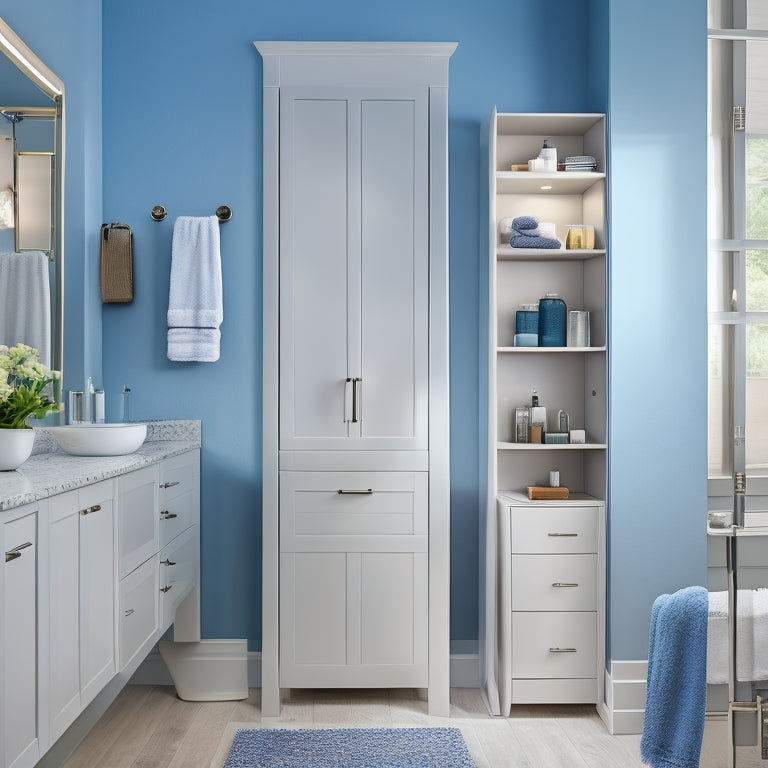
[547,532,578,537]
[160,481,180,489]
[549,647,578,653]
[337,489,373,495]
[160,511,178,520]
[80,504,102,515]
[160,585,173,593]
[5,541,32,562]
[161,558,177,566]
[552,582,579,588]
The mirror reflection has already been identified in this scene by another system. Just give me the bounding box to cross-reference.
[0,17,63,376]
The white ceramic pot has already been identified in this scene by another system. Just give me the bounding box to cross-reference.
[0,428,35,471]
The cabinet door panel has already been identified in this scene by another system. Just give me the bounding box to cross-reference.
[118,465,158,579]
[358,97,428,449]
[2,511,38,768]
[280,95,350,448]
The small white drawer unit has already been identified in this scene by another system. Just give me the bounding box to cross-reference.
[497,492,605,713]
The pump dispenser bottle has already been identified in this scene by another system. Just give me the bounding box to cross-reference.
[538,138,557,172]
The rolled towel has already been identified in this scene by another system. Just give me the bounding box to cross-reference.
[511,215,539,231]
[510,234,561,249]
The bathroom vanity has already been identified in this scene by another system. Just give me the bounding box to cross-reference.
[0,421,200,768]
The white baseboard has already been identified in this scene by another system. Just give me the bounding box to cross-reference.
[601,660,647,735]
[131,647,480,689]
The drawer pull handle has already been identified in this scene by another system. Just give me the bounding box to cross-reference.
[160,481,180,489]
[547,532,578,537]
[549,647,578,653]
[5,541,32,562]
[552,582,579,588]
[160,585,173,593]
[161,558,177,566]
[81,504,102,515]
[160,511,178,520]
[337,489,373,495]
[124,608,135,617]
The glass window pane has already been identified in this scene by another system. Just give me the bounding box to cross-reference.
[747,324,768,469]
[747,249,768,308]
[710,324,730,476]
[748,0,768,29]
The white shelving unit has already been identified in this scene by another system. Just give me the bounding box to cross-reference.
[482,112,608,715]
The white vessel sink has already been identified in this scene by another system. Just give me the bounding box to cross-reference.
[48,423,147,456]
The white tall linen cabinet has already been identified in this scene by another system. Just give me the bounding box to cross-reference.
[256,42,455,717]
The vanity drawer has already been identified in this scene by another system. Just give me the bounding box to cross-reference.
[160,525,198,629]
[117,465,159,579]
[159,452,199,503]
[510,506,598,554]
[511,554,597,611]
[511,612,597,679]
[159,489,196,548]
[118,555,158,670]
[280,471,428,552]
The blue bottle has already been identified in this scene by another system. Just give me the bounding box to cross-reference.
[515,303,539,334]
[538,293,567,347]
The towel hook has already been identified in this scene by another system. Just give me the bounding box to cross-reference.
[150,204,232,222]
[150,205,167,221]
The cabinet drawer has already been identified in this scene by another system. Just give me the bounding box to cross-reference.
[511,554,597,611]
[160,526,198,629]
[512,612,597,679]
[159,490,196,548]
[280,471,428,552]
[119,555,158,670]
[118,465,159,579]
[510,506,598,554]
[159,452,198,502]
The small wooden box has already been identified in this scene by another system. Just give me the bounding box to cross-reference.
[527,486,570,501]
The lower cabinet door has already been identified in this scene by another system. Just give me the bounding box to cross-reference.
[2,510,39,768]
[119,556,158,670]
[279,550,428,687]
[159,525,198,630]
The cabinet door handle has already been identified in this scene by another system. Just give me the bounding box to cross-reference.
[547,532,578,537]
[160,481,180,489]
[161,558,177,566]
[5,541,32,562]
[352,377,362,423]
[160,585,173,593]
[337,489,373,495]
[549,647,578,653]
[160,511,178,520]
[344,378,353,422]
[552,582,579,588]
[80,504,102,515]
[124,608,135,617]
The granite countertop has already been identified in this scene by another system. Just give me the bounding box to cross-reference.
[0,420,201,512]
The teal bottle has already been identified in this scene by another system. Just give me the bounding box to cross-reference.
[538,293,567,347]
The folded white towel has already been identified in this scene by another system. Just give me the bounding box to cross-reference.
[707,589,768,684]
[0,250,51,368]
[167,216,222,362]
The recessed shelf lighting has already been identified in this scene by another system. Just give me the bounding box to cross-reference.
[540,185,553,190]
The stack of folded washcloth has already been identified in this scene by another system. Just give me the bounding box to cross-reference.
[508,215,561,249]
[563,155,598,172]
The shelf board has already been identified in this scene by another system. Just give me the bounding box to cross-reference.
[498,489,604,506]
[497,346,606,353]
[496,171,605,195]
[497,245,606,261]
[497,442,606,450]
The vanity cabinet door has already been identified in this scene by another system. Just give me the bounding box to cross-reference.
[118,465,159,578]
[2,508,39,768]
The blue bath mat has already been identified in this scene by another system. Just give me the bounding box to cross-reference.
[223,727,477,768]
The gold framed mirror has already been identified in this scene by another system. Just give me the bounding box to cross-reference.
[0,16,64,383]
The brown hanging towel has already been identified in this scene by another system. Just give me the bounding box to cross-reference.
[100,222,134,303]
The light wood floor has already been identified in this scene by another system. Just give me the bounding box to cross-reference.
[59,685,763,768]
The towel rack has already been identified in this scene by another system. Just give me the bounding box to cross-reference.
[150,204,232,222]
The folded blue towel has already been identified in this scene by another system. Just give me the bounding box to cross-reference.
[510,235,561,249]
[511,215,539,231]
[640,586,708,768]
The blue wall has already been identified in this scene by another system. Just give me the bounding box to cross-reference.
[606,0,708,660]
[100,0,591,650]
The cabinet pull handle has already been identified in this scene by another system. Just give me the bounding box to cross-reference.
[352,377,362,423]
[344,378,353,422]
[552,582,579,588]
[547,532,578,537]
[337,489,373,495]
[160,511,178,520]
[549,647,578,653]
[124,608,135,617]
[160,481,180,489]
[80,504,102,515]
[160,585,173,593]
[5,541,32,562]
[161,558,177,566]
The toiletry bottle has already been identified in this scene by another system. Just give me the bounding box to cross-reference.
[84,377,94,422]
[514,407,530,443]
[538,293,567,347]
[121,386,131,423]
[515,303,539,335]
[528,390,547,443]
[538,138,557,172]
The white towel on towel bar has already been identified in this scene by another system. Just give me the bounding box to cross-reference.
[167,215,222,362]
[707,589,768,684]
[0,250,51,368]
